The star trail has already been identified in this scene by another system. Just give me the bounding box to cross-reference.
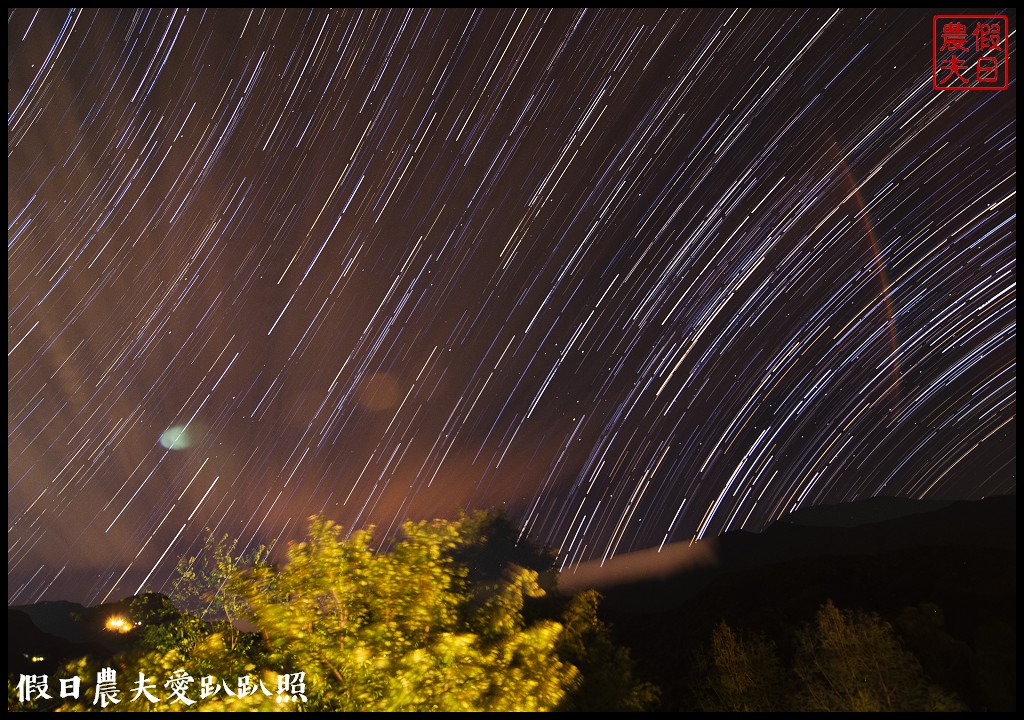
[8,9,1016,605]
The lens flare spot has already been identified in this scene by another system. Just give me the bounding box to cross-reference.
[159,425,191,450]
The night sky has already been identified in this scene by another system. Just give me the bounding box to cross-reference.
[8,9,1016,606]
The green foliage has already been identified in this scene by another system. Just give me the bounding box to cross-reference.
[168,531,271,652]
[11,512,658,712]
[693,600,967,712]
[126,594,209,657]
[693,620,788,711]
[794,600,965,711]
[893,603,972,701]
[232,514,579,711]
[555,589,660,711]
[51,635,287,712]
[451,510,558,590]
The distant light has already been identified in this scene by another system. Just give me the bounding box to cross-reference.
[31,655,45,662]
[159,425,191,450]
[105,615,132,633]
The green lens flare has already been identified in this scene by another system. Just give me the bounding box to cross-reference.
[159,425,191,450]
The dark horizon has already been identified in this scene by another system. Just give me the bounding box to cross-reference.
[8,9,1016,606]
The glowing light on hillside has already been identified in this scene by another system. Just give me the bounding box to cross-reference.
[105,615,132,633]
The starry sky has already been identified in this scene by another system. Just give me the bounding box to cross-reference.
[8,9,1016,606]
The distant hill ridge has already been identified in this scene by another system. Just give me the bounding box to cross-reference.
[778,495,955,527]
[563,494,1016,609]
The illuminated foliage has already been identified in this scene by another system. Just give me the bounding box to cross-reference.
[233,515,578,711]
[15,513,661,712]
[168,531,271,652]
[554,589,660,711]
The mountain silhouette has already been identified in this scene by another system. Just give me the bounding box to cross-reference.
[587,495,1016,711]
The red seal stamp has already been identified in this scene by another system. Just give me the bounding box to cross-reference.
[933,15,1009,90]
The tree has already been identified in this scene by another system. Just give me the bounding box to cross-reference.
[689,600,966,712]
[555,589,660,711]
[692,620,788,711]
[230,515,579,711]
[167,530,271,651]
[19,513,658,712]
[793,600,965,711]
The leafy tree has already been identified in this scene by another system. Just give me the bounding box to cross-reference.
[127,593,209,658]
[793,600,965,711]
[451,509,559,591]
[555,589,660,711]
[893,602,972,700]
[14,513,659,712]
[53,634,286,712]
[231,515,579,711]
[167,531,271,651]
[689,600,966,712]
[692,620,788,711]
[443,510,659,710]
